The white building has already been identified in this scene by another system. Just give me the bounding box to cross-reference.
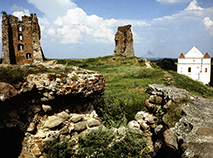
[177,46,211,85]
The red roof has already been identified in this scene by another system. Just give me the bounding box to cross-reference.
[204,53,211,58]
[178,53,185,58]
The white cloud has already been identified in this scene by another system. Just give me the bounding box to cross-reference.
[185,0,203,11]
[13,9,30,20]
[203,17,213,36]
[156,0,190,4]
[47,28,56,36]
[54,8,118,44]
[10,4,30,20]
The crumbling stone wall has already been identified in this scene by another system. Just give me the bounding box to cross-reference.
[0,64,105,157]
[113,25,135,57]
[1,13,44,65]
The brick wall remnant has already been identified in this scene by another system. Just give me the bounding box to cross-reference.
[113,24,135,57]
[1,12,44,65]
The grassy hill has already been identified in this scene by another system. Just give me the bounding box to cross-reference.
[1,56,213,124]
[55,56,213,127]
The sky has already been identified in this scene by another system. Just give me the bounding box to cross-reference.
[0,0,213,59]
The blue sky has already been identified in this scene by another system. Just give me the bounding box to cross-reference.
[0,0,213,59]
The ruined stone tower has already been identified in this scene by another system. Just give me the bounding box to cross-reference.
[1,13,44,64]
[113,24,135,57]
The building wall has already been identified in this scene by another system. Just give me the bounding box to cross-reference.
[1,13,44,65]
[178,58,211,84]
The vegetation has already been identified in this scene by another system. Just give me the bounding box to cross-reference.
[156,58,177,71]
[42,127,149,158]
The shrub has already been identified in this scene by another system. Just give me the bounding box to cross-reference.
[156,58,177,71]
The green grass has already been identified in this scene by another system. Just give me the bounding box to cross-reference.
[56,56,213,128]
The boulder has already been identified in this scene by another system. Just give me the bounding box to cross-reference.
[149,95,162,104]
[74,121,87,131]
[163,129,178,151]
[42,104,52,112]
[44,116,66,128]
[87,118,101,128]
[71,115,83,123]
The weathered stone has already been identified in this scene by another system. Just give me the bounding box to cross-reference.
[147,84,189,103]
[135,111,145,121]
[44,116,65,128]
[145,99,156,112]
[87,118,101,128]
[163,129,178,151]
[149,95,162,104]
[144,114,157,124]
[127,120,140,130]
[1,13,44,65]
[27,122,35,132]
[42,104,52,112]
[60,126,69,134]
[0,82,17,101]
[71,115,83,123]
[43,131,59,142]
[163,100,173,109]
[113,25,135,57]
[138,119,150,131]
[74,121,87,131]
[57,111,70,120]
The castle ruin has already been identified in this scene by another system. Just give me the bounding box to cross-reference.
[1,13,44,65]
[113,25,135,57]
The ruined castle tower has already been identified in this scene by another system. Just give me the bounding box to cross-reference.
[113,24,135,57]
[1,13,44,64]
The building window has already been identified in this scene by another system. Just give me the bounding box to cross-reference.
[188,67,191,73]
[26,53,31,59]
[18,34,23,41]
[18,44,23,51]
[18,26,22,32]
[205,68,208,73]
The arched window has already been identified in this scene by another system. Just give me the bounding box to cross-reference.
[18,34,22,41]
[205,68,208,73]
[18,44,23,51]
[26,53,31,59]
[188,67,191,73]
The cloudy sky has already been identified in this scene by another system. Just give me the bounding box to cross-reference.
[0,0,213,59]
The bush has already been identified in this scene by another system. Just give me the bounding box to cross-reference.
[156,58,177,71]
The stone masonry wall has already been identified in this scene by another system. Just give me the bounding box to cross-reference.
[0,63,105,157]
[1,13,44,65]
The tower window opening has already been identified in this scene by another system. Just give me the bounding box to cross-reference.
[26,53,31,59]
[18,26,22,32]
[18,34,22,41]
[188,67,191,73]
[205,68,208,73]
[18,44,23,51]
